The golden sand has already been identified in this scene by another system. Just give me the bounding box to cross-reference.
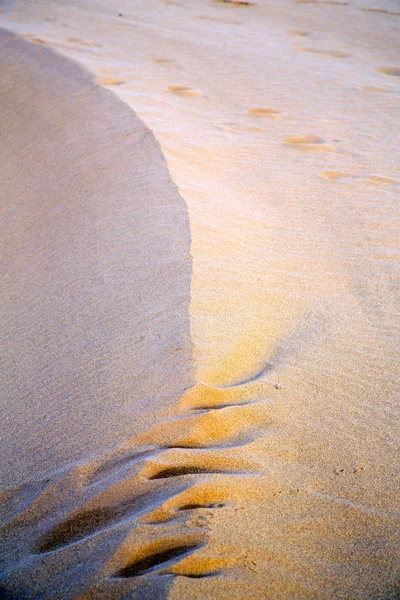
[0,1,399,598]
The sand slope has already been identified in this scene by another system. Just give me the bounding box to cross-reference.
[0,29,194,485]
[1,1,400,599]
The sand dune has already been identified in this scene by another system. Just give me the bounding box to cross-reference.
[0,28,193,484]
[1,1,400,598]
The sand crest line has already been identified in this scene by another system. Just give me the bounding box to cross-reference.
[0,30,274,592]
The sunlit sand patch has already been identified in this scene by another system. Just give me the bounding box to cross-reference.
[284,134,336,151]
[113,531,207,578]
[321,171,398,186]
[366,175,398,186]
[362,85,395,93]
[290,30,312,36]
[133,403,270,449]
[363,8,400,16]
[375,66,400,77]
[168,85,205,97]
[96,75,125,86]
[194,14,241,24]
[180,382,270,411]
[211,0,257,5]
[24,35,48,44]
[219,121,268,134]
[320,171,354,181]
[66,37,99,47]
[153,58,177,70]
[285,134,325,144]
[140,449,258,483]
[296,0,349,4]
[247,107,281,118]
[139,479,230,524]
[303,47,350,58]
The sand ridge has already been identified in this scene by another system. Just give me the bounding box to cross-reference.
[0,28,194,485]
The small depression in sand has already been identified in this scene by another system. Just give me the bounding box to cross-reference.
[168,85,205,97]
[375,66,400,76]
[248,107,280,118]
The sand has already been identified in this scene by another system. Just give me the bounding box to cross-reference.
[0,1,399,598]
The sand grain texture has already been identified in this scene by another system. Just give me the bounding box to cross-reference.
[0,30,194,484]
[1,1,400,598]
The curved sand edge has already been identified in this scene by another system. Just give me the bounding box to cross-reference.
[0,28,194,486]
[0,20,399,600]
